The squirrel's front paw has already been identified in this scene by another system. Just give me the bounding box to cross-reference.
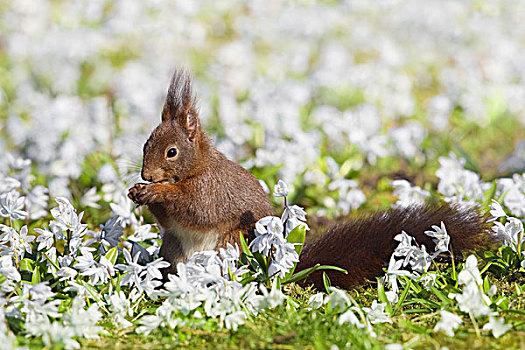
[128,183,159,206]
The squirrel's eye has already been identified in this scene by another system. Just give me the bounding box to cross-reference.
[166,147,178,158]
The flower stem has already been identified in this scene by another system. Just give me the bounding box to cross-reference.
[469,312,480,337]
[65,230,71,255]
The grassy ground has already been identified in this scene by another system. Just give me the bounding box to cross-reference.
[81,286,525,350]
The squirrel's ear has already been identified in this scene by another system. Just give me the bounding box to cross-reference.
[162,69,200,140]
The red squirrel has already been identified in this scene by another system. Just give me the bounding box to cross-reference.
[128,70,489,289]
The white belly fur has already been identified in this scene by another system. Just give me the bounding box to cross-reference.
[162,221,220,260]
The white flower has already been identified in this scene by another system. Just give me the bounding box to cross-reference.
[282,205,309,235]
[436,154,484,203]
[381,256,411,303]
[105,291,133,328]
[25,315,80,349]
[35,228,54,251]
[127,224,158,242]
[86,216,124,249]
[420,272,439,290]
[0,224,13,244]
[488,200,507,222]
[12,225,35,259]
[307,293,324,310]
[219,243,248,278]
[450,256,495,317]
[56,267,78,280]
[384,344,403,350]
[143,257,170,281]
[50,197,87,238]
[391,179,430,208]
[424,221,451,255]
[0,177,20,194]
[385,255,413,292]
[457,255,482,286]
[338,309,364,327]
[0,256,21,281]
[328,179,366,214]
[135,314,164,335]
[273,179,289,197]
[0,191,27,220]
[98,164,118,183]
[63,297,104,339]
[325,287,350,311]
[116,249,145,288]
[362,300,392,324]
[258,179,270,194]
[80,187,101,209]
[252,286,285,311]
[393,231,417,266]
[74,247,96,271]
[224,310,246,330]
[434,310,462,336]
[110,194,137,226]
[492,217,524,252]
[80,257,114,286]
[25,185,49,220]
[408,245,432,273]
[163,263,192,297]
[483,317,512,338]
[253,217,298,275]
[249,216,285,257]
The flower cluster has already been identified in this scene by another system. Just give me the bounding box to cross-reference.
[0,177,302,347]
[0,0,524,346]
[249,180,308,279]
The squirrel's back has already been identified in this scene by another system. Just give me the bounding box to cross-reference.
[297,203,490,289]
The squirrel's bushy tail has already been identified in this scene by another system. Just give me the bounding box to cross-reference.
[296,203,490,289]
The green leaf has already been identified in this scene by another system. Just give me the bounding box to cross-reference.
[282,225,307,280]
[253,252,268,272]
[280,264,346,284]
[104,246,119,265]
[398,319,431,333]
[515,283,524,296]
[409,281,422,294]
[403,308,432,315]
[240,275,257,285]
[482,180,498,209]
[377,280,393,315]
[484,250,496,259]
[323,272,331,292]
[20,258,34,272]
[393,279,412,316]
[41,251,60,273]
[483,276,491,294]
[239,231,251,256]
[286,225,306,256]
[31,266,41,285]
[430,286,450,304]
[411,298,440,309]
[272,276,281,291]
[81,281,105,305]
[246,255,267,281]
[495,296,509,310]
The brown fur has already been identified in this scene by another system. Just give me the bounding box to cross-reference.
[128,70,274,275]
[297,204,490,289]
[129,70,489,286]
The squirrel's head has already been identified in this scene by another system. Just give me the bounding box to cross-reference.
[141,70,210,183]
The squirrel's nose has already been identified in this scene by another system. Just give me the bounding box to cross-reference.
[141,170,153,182]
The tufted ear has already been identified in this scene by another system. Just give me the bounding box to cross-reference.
[161,69,200,141]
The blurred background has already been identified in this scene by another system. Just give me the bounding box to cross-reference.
[1,0,525,218]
